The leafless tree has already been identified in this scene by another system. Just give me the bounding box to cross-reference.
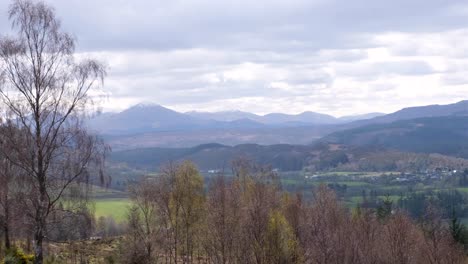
[347,208,381,264]
[419,205,464,264]
[127,178,161,263]
[380,212,421,264]
[0,1,106,263]
[204,174,242,264]
[300,185,349,264]
[123,160,468,264]
[0,149,15,250]
[125,162,205,264]
[155,162,180,263]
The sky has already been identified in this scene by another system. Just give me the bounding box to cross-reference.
[1,0,468,117]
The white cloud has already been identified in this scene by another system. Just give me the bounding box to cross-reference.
[2,0,468,116]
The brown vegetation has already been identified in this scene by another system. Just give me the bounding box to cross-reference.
[122,159,466,264]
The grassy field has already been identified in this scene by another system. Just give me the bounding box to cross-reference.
[94,198,131,222]
[334,181,370,187]
[313,171,399,177]
[91,187,131,222]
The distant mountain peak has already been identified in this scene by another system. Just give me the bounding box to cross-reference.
[131,101,162,109]
[221,110,249,113]
[186,109,249,114]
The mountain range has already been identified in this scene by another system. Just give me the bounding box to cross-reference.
[347,100,468,127]
[186,110,384,124]
[89,100,468,151]
[88,102,384,135]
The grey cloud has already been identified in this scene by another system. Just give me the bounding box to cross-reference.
[375,61,434,76]
[2,0,467,52]
[379,30,468,58]
[1,0,468,116]
[336,60,435,80]
[280,69,333,86]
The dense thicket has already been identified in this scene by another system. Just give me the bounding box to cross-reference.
[123,159,466,264]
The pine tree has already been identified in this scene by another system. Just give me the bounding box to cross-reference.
[449,210,467,248]
[377,195,393,221]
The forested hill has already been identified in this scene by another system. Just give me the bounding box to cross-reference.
[345,100,468,128]
[110,142,468,172]
[322,116,468,158]
[111,143,313,171]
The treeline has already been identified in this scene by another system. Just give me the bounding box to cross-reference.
[121,159,467,264]
[314,148,468,172]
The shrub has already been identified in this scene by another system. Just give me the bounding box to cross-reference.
[3,247,34,264]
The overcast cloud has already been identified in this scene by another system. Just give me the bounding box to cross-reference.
[1,0,468,116]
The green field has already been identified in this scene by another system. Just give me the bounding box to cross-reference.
[312,171,399,177]
[334,181,370,187]
[94,198,131,222]
[456,187,468,194]
[91,187,131,222]
[91,169,468,223]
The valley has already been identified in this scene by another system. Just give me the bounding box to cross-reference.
[92,100,468,232]
[2,0,468,262]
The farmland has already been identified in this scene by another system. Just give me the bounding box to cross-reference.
[94,168,468,223]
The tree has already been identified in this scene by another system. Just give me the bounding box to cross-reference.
[148,162,179,263]
[204,175,241,264]
[128,159,468,264]
[127,161,205,263]
[127,178,161,263]
[450,211,467,248]
[301,185,348,264]
[172,161,205,263]
[0,152,15,250]
[124,206,151,264]
[0,123,31,252]
[0,1,106,263]
[381,212,420,264]
[376,195,393,221]
[265,210,298,264]
[420,205,464,264]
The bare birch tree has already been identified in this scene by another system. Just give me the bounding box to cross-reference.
[0,1,106,263]
[0,146,15,250]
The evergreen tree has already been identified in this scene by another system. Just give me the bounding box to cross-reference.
[450,210,467,249]
[377,195,393,220]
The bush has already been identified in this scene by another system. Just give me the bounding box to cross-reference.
[3,247,34,264]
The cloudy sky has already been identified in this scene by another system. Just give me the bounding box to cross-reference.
[1,0,468,116]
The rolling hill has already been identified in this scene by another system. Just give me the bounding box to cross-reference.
[322,116,468,158]
[111,143,315,171]
[186,109,382,124]
[185,110,259,122]
[111,141,468,173]
[102,125,337,150]
[347,100,468,128]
